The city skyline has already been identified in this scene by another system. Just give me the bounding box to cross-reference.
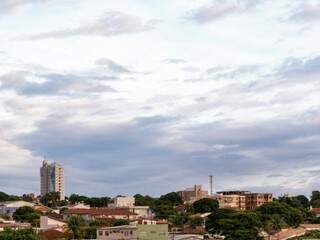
[0,0,319,197]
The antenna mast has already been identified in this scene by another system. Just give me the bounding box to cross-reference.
[209,175,213,196]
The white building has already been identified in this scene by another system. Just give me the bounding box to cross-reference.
[40,160,65,200]
[0,201,34,215]
[40,216,66,230]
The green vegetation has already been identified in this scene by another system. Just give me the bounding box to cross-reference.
[0,229,39,240]
[191,198,219,213]
[294,230,320,239]
[0,192,20,202]
[69,194,111,207]
[13,207,40,227]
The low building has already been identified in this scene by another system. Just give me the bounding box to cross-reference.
[40,215,67,230]
[62,208,138,221]
[108,196,135,208]
[97,225,138,240]
[129,206,153,219]
[68,203,90,209]
[177,185,209,203]
[0,201,34,215]
[0,221,31,232]
[138,224,168,240]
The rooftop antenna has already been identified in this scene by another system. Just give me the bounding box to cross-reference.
[209,175,213,196]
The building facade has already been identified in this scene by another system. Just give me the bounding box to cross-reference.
[215,194,246,210]
[245,193,273,210]
[138,224,168,240]
[216,191,272,210]
[97,226,138,240]
[177,185,209,203]
[40,160,65,200]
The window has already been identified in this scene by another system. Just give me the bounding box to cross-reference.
[98,231,103,236]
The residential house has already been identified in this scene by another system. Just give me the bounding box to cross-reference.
[62,208,138,221]
[97,225,138,240]
[0,201,34,215]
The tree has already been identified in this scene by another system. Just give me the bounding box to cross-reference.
[206,211,262,240]
[13,207,40,227]
[69,194,111,207]
[67,216,87,239]
[169,213,185,227]
[0,192,20,202]
[192,198,219,213]
[134,194,155,206]
[263,214,286,240]
[311,191,320,208]
[255,201,303,228]
[113,219,130,226]
[0,228,39,240]
[40,192,60,208]
[159,192,183,206]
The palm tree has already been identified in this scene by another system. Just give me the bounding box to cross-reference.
[264,215,286,240]
[67,215,86,239]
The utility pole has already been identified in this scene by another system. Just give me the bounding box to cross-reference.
[209,175,213,196]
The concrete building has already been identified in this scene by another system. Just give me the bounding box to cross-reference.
[138,224,168,240]
[40,215,66,230]
[108,196,135,208]
[177,185,209,203]
[97,225,138,240]
[245,193,273,210]
[130,206,153,219]
[214,194,246,210]
[216,191,272,210]
[0,201,34,215]
[40,160,65,200]
[62,208,138,221]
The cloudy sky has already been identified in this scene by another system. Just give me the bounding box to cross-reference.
[0,0,319,198]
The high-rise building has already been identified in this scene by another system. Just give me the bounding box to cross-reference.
[40,160,65,200]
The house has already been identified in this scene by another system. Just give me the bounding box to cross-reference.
[40,215,67,231]
[0,221,31,232]
[138,224,168,240]
[108,196,135,208]
[62,208,138,221]
[97,225,138,240]
[311,208,320,217]
[0,201,34,215]
[129,206,153,219]
[39,229,68,240]
[67,203,90,209]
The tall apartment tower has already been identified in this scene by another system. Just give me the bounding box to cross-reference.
[40,160,65,200]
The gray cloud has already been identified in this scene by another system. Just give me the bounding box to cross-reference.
[11,108,320,196]
[22,11,157,40]
[189,0,262,24]
[0,71,117,96]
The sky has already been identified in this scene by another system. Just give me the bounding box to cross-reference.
[0,0,319,198]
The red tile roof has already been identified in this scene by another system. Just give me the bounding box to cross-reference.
[311,208,320,214]
[63,208,137,216]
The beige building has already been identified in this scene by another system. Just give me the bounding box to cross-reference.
[214,194,246,210]
[177,185,209,203]
[108,196,135,208]
[40,160,65,200]
[62,208,138,221]
[216,191,272,210]
[245,193,273,210]
[97,225,138,240]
